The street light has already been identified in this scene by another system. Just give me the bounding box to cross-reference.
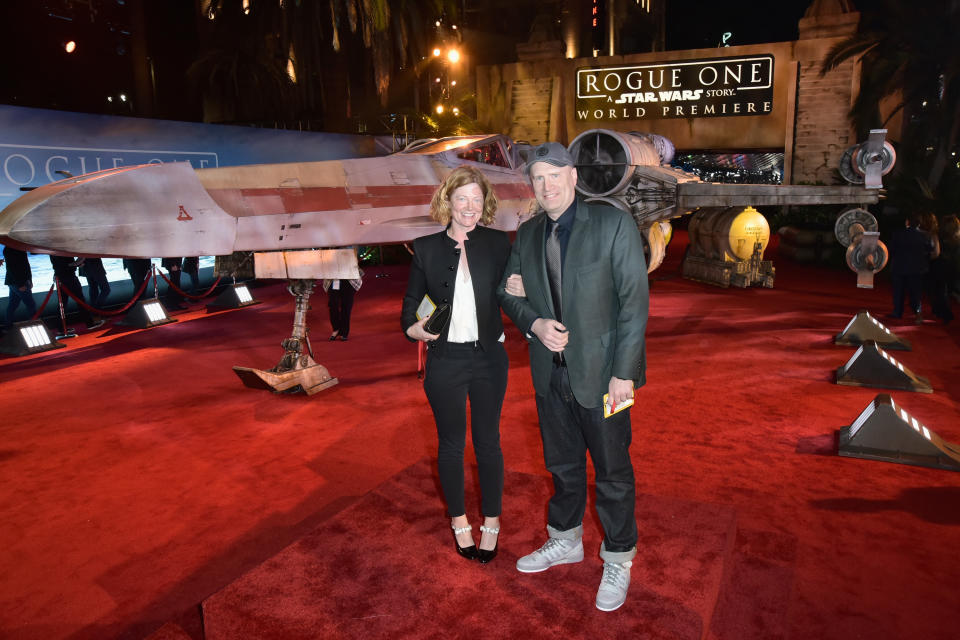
[424,18,465,126]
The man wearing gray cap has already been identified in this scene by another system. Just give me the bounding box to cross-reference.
[498,141,648,611]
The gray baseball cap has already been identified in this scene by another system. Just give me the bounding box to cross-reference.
[524,142,574,174]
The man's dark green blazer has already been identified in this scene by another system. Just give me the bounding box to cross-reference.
[497,198,649,409]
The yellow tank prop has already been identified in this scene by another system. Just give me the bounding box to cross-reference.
[683,206,774,287]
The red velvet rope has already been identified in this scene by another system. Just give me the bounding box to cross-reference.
[154,267,222,300]
[30,284,57,321]
[54,271,153,317]
[32,267,225,322]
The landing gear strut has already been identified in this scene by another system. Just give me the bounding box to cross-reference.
[233,279,338,395]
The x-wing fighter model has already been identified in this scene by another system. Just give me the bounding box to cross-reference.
[0,134,536,258]
[0,128,893,394]
[0,134,537,394]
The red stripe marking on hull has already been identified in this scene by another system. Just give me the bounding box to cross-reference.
[227,181,534,215]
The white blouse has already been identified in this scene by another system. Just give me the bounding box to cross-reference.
[446,259,479,343]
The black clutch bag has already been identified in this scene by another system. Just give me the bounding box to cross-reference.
[423,303,451,335]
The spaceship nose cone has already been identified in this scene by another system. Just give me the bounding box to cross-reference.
[0,162,237,258]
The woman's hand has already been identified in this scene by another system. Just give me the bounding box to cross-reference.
[504,273,526,297]
[406,316,441,342]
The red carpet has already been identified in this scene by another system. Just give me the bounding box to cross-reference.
[198,460,735,640]
[1,231,959,639]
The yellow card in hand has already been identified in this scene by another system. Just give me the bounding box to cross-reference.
[416,294,436,321]
[603,393,634,418]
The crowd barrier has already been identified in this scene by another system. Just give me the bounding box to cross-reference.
[30,266,224,328]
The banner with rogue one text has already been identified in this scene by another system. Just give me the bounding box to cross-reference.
[576,54,774,122]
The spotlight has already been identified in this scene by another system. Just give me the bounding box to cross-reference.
[207,283,261,310]
[0,320,65,356]
[838,394,960,471]
[834,310,911,350]
[835,341,931,393]
[118,299,177,329]
[64,41,76,53]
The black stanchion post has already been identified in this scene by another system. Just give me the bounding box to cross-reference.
[375,244,388,278]
[53,277,77,340]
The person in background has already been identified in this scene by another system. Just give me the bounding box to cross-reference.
[123,258,153,301]
[49,255,104,330]
[888,212,934,324]
[4,246,37,329]
[78,257,111,309]
[401,166,512,564]
[918,212,953,324]
[939,214,960,303]
[182,257,201,294]
[161,257,187,310]
[498,141,648,612]
[323,259,362,341]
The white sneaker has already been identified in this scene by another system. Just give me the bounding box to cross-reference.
[516,537,584,573]
[595,561,631,611]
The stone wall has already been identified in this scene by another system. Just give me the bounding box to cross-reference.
[792,37,858,184]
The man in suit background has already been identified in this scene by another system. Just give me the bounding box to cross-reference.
[498,142,648,612]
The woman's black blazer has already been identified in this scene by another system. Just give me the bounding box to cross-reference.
[401,225,512,352]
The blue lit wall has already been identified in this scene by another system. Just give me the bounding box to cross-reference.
[0,104,391,210]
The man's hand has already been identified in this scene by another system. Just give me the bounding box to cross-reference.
[608,376,634,409]
[531,318,568,352]
[406,316,440,342]
[504,273,526,297]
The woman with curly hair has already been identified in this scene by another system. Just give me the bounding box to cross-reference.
[401,166,512,564]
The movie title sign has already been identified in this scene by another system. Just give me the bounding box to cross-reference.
[0,143,219,192]
[576,54,774,122]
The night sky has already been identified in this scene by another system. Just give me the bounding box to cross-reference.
[665,0,817,50]
[0,0,853,121]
